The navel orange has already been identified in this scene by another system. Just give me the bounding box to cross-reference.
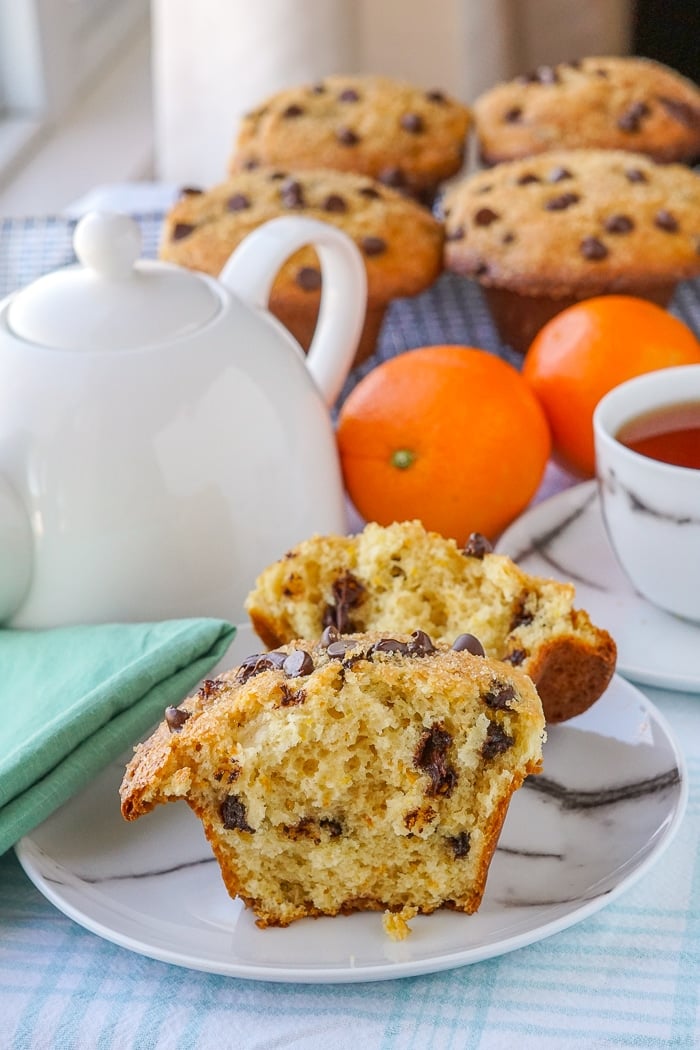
[336,345,551,542]
[523,296,700,477]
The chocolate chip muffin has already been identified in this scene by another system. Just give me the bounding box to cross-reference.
[160,169,444,365]
[120,628,545,931]
[245,519,617,724]
[442,148,700,351]
[474,56,700,166]
[229,74,472,206]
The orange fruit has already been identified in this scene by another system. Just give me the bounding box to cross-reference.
[336,345,551,542]
[523,295,700,478]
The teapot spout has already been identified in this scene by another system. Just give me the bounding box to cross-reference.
[0,477,32,623]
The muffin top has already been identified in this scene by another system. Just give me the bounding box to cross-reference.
[474,56,700,165]
[442,149,700,297]
[230,74,471,198]
[160,168,444,306]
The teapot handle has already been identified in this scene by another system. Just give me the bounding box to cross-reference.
[0,476,32,623]
[218,216,367,406]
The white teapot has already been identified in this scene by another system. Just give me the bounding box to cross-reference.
[0,211,366,627]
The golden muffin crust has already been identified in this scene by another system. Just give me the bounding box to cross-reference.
[160,168,444,307]
[474,56,700,165]
[442,149,700,299]
[121,629,545,930]
[230,74,472,202]
[245,520,617,724]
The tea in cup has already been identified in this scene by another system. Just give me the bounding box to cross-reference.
[593,365,700,622]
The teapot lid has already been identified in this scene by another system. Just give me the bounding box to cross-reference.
[7,212,221,351]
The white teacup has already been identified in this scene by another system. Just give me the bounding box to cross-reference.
[593,365,700,623]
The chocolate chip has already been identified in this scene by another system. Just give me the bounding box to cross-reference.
[474,263,489,277]
[279,683,306,706]
[414,724,457,797]
[327,640,353,660]
[338,88,360,102]
[407,630,437,656]
[236,651,286,683]
[165,706,190,732]
[322,572,366,633]
[544,192,580,211]
[654,209,679,233]
[281,649,313,678]
[221,794,254,832]
[446,225,466,241]
[172,223,195,241]
[243,158,259,171]
[295,266,322,291]
[426,89,447,103]
[502,232,516,244]
[323,193,348,213]
[358,185,381,199]
[580,236,609,260]
[595,68,610,78]
[283,103,304,118]
[463,532,493,558]
[336,126,360,146]
[625,168,648,184]
[482,722,514,759]
[604,214,635,234]
[476,184,493,194]
[320,625,340,647]
[180,185,203,196]
[268,170,287,180]
[548,166,573,183]
[474,207,499,226]
[378,166,406,188]
[503,648,527,666]
[617,100,650,133]
[483,681,516,710]
[657,95,700,128]
[198,678,224,700]
[517,173,540,185]
[280,178,305,208]
[400,112,424,133]
[510,598,534,630]
[319,817,343,837]
[452,633,485,656]
[504,106,522,123]
[227,193,250,212]
[361,236,387,256]
[310,82,326,94]
[446,831,471,858]
[370,638,409,656]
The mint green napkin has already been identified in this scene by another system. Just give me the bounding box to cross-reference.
[0,618,235,855]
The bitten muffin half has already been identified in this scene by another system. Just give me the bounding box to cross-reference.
[121,629,545,930]
[160,168,444,365]
[245,520,617,725]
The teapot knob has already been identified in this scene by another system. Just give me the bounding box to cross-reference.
[73,211,142,280]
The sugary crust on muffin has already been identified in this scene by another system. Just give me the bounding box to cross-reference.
[245,520,616,723]
[474,56,700,165]
[230,74,472,195]
[160,168,444,308]
[442,149,700,297]
[120,630,544,928]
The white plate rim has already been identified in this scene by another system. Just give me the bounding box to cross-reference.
[15,674,688,984]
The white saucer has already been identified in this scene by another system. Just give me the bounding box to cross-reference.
[15,629,686,983]
[498,481,700,693]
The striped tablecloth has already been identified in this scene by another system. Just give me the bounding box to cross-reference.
[1,210,700,1050]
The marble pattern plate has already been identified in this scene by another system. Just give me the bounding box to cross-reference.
[498,481,700,693]
[16,628,686,983]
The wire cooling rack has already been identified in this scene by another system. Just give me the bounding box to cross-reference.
[2,212,699,402]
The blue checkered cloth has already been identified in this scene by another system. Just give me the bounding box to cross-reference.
[2,212,700,1050]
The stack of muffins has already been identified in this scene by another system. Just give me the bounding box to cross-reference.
[162,57,700,360]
